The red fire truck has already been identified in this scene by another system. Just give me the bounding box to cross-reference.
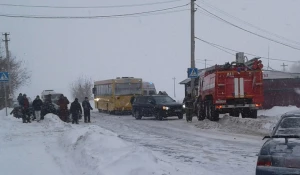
[196,52,264,121]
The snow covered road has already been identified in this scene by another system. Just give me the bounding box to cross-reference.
[1,106,297,175]
[90,112,267,175]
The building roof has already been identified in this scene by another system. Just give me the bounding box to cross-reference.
[179,78,191,85]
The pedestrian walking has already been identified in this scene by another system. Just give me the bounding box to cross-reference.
[20,94,31,123]
[70,98,82,124]
[57,94,70,122]
[82,97,93,123]
[32,95,43,122]
[183,93,194,122]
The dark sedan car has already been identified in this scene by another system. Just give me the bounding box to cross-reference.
[256,110,300,175]
[132,95,184,120]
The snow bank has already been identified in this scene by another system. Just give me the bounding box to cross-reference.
[258,106,300,119]
[41,113,72,130]
[195,106,300,136]
[195,115,275,136]
[58,124,176,175]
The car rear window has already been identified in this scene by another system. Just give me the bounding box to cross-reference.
[280,117,300,129]
[275,117,300,135]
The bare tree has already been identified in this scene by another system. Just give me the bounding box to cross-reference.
[70,76,93,102]
[0,54,31,108]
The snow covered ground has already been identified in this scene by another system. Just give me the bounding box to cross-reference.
[0,109,183,175]
[0,106,299,175]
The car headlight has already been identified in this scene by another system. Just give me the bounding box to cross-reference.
[162,106,169,110]
[182,104,186,108]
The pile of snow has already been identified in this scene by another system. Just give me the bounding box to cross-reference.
[195,106,300,136]
[41,113,72,130]
[59,125,175,175]
[258,106,300,119]
[195,115,275,136]
[0,109,177,175]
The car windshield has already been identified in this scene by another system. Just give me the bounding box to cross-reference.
[153,96,175,104]
[275,117,300,136]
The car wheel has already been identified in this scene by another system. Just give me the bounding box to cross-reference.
[135,110,142,120]
[178,113,183,119]
[155,111,163,121]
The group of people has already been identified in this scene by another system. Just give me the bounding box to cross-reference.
[11,93,94,124]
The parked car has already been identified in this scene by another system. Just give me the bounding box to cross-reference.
[256,110,300,175]
[132,95,184,120]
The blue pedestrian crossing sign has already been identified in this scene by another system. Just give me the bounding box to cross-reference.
[188,68,198,78]
[0,72,9,82]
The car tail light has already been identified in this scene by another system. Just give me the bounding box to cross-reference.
[257,156,272,166]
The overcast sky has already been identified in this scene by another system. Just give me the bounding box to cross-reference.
[1,0,299,101]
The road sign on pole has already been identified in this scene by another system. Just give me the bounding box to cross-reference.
[188,68,198,78]
[0,72,9,82]
[0,72,9,116]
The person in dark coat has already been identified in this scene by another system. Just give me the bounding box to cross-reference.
[32,95,43,122]
[70,98,82,124]
[21,94,31,123]
[82,97,93,123]
[183,93,194,122]
[57,95,70,122]
[17,93,23,105]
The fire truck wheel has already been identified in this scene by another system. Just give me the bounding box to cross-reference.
[209,100,219,121]
[197,109,205,121]
[250,109,257,119]
[241,109,250,118]
[230,110,239,117]
[155,111,163,121]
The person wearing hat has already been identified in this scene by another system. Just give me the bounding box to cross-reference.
[82,97,93,123]
[70,98,82,124]
[21,94,31,123]
[32,95,43,122]
[17,93,23,106]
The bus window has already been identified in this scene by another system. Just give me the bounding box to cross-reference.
[115,83,142,95]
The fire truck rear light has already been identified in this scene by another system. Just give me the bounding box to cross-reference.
[216,105,222,109]
[255,104,262,107]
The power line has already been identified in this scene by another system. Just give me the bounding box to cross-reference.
[195,4,300,51]
[195,36,300,63]
[0,3,189,19]
[0,0,184,9]
[197,0,300,46]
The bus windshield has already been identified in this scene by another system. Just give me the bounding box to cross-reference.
[115,83,142,95]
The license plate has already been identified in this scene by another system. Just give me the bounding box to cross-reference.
[175,109,181,112]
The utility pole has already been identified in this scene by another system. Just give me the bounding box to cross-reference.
[267,45,270,70]
[190,0,196,97]
[281,63,288,72]
[172,77,176,98]
[2,33,11,107]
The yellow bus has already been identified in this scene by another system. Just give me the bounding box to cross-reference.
[93,77,143,114]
